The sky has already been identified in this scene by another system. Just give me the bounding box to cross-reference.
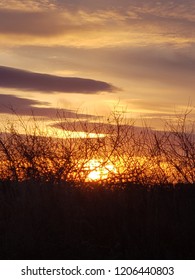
[0,0,195,131]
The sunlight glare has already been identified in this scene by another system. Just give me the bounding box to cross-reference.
[86,159,117,181]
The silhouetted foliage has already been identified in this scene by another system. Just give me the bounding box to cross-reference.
[0,108,194,259]
[0,108,194,185]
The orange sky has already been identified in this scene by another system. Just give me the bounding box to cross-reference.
[0,0,194,131]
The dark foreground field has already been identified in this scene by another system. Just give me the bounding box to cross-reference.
[0,181,195,260]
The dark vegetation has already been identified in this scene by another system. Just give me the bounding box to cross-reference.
[0,108,194,259]
[0,181,195,259]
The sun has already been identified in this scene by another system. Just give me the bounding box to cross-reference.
[85,159,117,181]
[88,169,101,181]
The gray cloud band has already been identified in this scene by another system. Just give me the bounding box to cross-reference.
[0,94,95,118]
[0,66,116,94]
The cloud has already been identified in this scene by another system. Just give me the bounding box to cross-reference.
[0,0,56,11]
[0,66,116,94]
[0,9,65,36]
[5,43,194,112]
[98,45,195,86]
[18,44,195,91]
[1,1,195,48]
[51,119,148,134]
[0,8,129,38]
[0,94,95,118]
[55,45,195,90]
[52,120,111,133]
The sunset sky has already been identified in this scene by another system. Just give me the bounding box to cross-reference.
[0,0,194,130]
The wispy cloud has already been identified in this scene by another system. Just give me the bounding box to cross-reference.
[0,0,56,11]
[0,66,116,94]
[0,1,195,47]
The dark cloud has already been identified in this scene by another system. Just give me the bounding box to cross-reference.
[0,94,95,118]
[52,120,112,133]
[0,66,116,94]
[51,119,152,135]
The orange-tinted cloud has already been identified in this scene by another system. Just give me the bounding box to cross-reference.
[0,9,65,36]
[0,0,194,126]
[1,1,195,48]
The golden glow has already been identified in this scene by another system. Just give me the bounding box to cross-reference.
[85,159,117,181]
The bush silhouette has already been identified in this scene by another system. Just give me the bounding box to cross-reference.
[0,108,194,260]
[0,108,194,185]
